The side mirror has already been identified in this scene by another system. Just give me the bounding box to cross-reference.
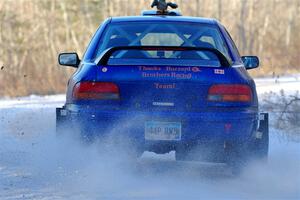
[58,53,80,68]
[241,56,259,70]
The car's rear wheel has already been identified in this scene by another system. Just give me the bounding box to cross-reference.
[225,141,248,175]
[226,114,269,175]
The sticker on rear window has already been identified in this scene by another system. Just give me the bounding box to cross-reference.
[192,67,201,72]
[214,69,225,74]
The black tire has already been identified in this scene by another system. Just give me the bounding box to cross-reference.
[225,141,248,176]
[227,113,269,175]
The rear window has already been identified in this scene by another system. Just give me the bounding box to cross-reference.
[93,22,231,67]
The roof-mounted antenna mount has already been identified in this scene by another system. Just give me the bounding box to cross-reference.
[151,0,178,14]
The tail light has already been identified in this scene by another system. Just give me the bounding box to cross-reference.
[208,84,252,102]
[73,82,120,100]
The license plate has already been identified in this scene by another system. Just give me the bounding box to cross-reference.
[145,121,181,141]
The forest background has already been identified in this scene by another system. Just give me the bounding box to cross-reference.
[0,0,299,97]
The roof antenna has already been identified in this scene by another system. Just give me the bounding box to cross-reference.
[151,0,178,13]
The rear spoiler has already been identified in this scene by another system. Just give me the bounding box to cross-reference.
[96,46,231,67]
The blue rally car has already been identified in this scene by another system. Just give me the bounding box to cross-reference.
[56,1,269,173]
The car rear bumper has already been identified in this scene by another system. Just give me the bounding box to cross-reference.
[57,106,259,144]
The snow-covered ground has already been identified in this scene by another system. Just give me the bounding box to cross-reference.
[0,76,299,200]
[255,74,300,94]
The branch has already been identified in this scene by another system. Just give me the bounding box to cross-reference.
[278,96,300,123]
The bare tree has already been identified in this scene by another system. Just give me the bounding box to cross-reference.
[0,0,299,97]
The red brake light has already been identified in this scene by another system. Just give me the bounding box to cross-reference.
[73,82,120,100]
[208,84,252,102]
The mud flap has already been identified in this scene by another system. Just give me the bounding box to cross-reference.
[56,107,69,134]
[254,113,269,158]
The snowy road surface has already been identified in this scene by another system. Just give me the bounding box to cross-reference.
[0,77,300,200]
